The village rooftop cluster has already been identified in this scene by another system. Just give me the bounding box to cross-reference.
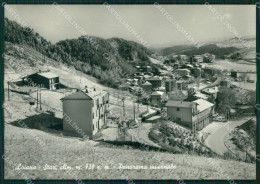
[15,52,255,140]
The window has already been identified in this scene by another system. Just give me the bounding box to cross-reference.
[96,99,99,108]
[177,108,180,111]
[93,124,94,130]
[93,113,94,119]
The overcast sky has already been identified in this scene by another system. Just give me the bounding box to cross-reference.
[5,4,256,48]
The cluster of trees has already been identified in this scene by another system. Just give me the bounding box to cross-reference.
[4,18,154,88]
[158,44,240,59]
[215,86,256,115]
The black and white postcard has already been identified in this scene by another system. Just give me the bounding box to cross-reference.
[0,1,259,182]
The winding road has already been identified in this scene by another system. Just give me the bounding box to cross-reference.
[128,123,161,148]
[205,117,253,155]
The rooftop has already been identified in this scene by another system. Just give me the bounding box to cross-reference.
[194,92,208,100]
[202,87,219,94]
[38,72,59,79]
[165,78,176,82]
[193,99,214,112]
[142,81,152,86]
[151,91,164,96]
[193,55,203,58]
[61,88,107,101]
[165,100,194,108]
[146,76,162,81]
[177,69,190,71]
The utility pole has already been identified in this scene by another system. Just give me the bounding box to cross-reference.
[36,89,39,109]
[137,90,142,112]
[122,97,125,118]
[117,93,119,106]
[245,145,248,162]
[39,89,42,110]
[137,98,140,112]
[108,92,110,107]
[7,81,10,101]
[133,101,136,120]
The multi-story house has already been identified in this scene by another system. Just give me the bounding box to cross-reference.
[61,88,109,139]
[165,78,176,93]
[146,76,162,89]
[22,71,60,90]
[150,91,166,107]
[201,87,219,103]
[176,69,191,77]
[165,99,214,132]
[142,81,152,92]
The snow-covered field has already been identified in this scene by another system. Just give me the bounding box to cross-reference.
[203,59,256,72]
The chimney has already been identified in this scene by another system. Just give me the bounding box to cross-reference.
[85,89,89,93]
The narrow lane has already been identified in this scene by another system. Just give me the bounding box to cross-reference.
[205,117,253,155]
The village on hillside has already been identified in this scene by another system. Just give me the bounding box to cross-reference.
[2,3,257,180]
[4,49,257,164]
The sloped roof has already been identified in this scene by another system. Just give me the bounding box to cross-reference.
[61,91,92,100]
[142,81,152,86]
[202,87,219,94]
[194,92,208,100]
[165,100,193,108]
[151,91,164,96]
[165,78,175,82]
[38,72,59,79]
[146,76,162,81]
[193,99,214,112]
[61,89,107,101]
[177,69,190,72]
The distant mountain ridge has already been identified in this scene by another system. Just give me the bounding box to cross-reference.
[156,37,256,61]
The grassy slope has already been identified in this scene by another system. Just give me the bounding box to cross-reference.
[4,124,255,179]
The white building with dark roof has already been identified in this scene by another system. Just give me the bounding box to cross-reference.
[61,88,109,139]
[150,91,165,106]
[165,99,214,132]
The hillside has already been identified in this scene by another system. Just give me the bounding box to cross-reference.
[4,18,155,88]
[3,41,256,180]
[157,37,256,61]
[4,123,255,179]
